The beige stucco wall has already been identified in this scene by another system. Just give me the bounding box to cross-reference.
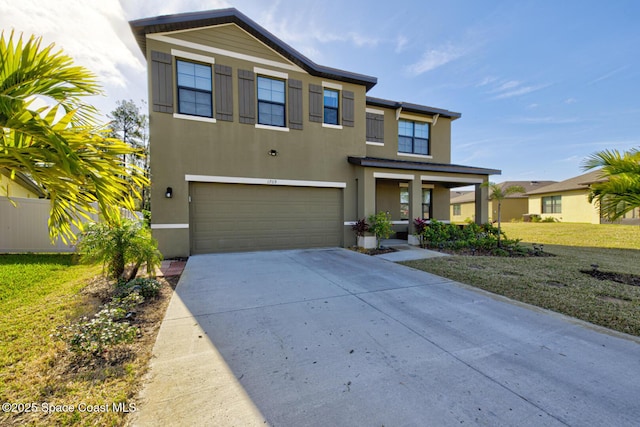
[527,190,600,223]
[490,198,528,222]
[0,175,39,199]
[451,201,476,223]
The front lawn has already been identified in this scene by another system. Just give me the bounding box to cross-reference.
[403,223,640,337]
[501,222,640,249]
[0,254,173,426]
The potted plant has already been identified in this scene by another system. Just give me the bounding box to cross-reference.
[352,218,376,249]
[411,217,428,247]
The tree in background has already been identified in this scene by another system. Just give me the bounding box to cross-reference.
[481,182,526,247]
[0,31,147,243]
[583,148,640,221]
[108,100,150,211]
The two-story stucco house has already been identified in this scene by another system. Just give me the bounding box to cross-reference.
[130,8,500,257]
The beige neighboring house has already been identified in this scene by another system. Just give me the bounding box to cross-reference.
[527,169,639,224]
[527,170,603,223]
[0,169,45,199]
[450,181,556,223]
[130,8,501,257]
[450,190,476,223]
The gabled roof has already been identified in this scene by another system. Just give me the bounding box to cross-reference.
[449,180,557,204]
[129,8,378,91]
[450,190,475,204]
[496,180,558,198]
[526,170,605,195]
[366,96,461,120]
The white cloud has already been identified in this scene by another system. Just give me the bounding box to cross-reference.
[564,97,577,104]
[0,0,144,89]
[588,65,629,86]
[509,116,581,125]
[406,44,464,76]
[395,35,408,53]
[477,76,497,87]
[486,79,550,100]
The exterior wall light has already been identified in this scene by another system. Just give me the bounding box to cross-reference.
[268,149,278,156]
[165,187,173,198]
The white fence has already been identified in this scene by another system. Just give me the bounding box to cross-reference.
[0,198,140,253]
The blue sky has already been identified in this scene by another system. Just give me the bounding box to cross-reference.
[2,0,639,183]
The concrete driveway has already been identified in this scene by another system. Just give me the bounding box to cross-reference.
[132,248,640,426]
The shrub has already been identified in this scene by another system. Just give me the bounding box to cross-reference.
[419,220,525,256]
[78,218,162,281]
[55,277,158,358]
[57,305,139,356]
[351,218,369,238]
[368,211,393,249]
[413,218,428,247]
[117,277,162,299]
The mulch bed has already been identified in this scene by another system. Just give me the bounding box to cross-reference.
[580,269,640,287]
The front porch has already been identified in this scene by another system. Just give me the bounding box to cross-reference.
[349,156,500,244]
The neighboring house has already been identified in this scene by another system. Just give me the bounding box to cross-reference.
[0,169,45,199]
[527,170,604,223]
[450,190,476,223]
[130,8,501,257]
[450,181,556,223]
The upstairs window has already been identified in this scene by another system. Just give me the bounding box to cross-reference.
[542,195,561,213]
[398,119,429,155]
[323,89,339,125]
[176,59,212,117]
[257,76,286,127]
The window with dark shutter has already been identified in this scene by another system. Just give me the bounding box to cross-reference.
[288,79,303,130]
[214,64,233,121]
[238,69,255,124]
[151,51,173,113]
[257,76,286,127]
[342,90,354,127]
[176,59,212,118]
[309,84,323,123]
[323,89,339,125]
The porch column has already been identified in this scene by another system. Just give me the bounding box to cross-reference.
[362,169,376,219]
[475,181,489,224]
[408,175,421,239]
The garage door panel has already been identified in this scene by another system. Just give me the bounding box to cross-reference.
[190,183,342,254]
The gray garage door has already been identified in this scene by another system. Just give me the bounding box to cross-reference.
[190,183,343,254]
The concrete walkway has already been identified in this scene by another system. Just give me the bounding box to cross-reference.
[131,248,640,426]
[377,239,450,262]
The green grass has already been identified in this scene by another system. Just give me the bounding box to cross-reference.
[403,223,640,337]
[0,254,141,426]
[501,222,640,249]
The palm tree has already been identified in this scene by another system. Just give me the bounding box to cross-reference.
[481,182,526,247]
[582,148,640,221]
[0,31,147,243]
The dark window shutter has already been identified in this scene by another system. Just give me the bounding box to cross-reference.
[366,112,384,142]
[214,64,233,121]
[309,84,323,123]
[238,69,255,124]
[342,90,355,127]
[151,51,173,113]
[288,79,303,130]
